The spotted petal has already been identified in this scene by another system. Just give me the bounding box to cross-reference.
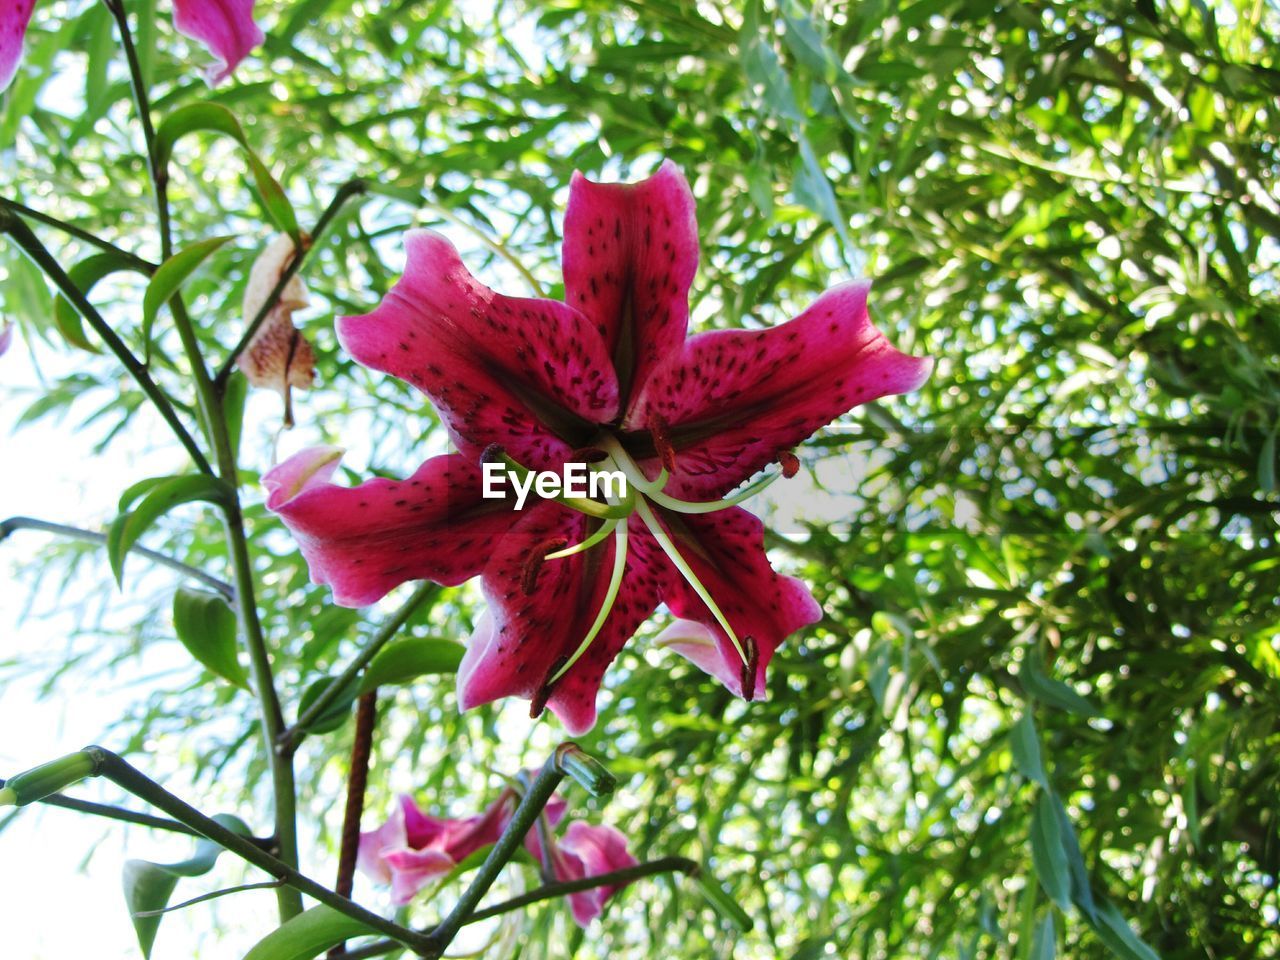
[562,160,698,406]
[338,230,619,470]
[263,447,515,607]
[0,0,35,92]
[655,506,822,699]
[456,507,670,735]
[627,281,931,498]
[172,0,264,85]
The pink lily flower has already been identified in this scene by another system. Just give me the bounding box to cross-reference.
[0,322,12,358]
[531,821,639,927]
[1,0,262,92]
[265,161,931,733]
[357,787,568,906]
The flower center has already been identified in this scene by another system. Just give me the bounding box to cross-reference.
[500,433,799,710]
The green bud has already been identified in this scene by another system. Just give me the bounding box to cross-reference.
[554,743,616,797]
[1,751,99,806]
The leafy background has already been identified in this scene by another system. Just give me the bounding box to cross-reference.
[1,0,1278,958]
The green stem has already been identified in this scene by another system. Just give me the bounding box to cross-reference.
[0,515,234,600]
[168,292,302,920]
[280,582,439,754]
[131,880,286,918]
[103,0,171,258]
[0,197,155,270]
[340,858,700,960]
[214,178,369,387]
[0,212,213,474]
[426,756,566,954]
[81,747,435,953]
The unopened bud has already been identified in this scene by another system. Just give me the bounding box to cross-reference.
[554,743,616,797]
[1,751,100,806]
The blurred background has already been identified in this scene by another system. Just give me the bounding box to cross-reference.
[1,0,1277,957]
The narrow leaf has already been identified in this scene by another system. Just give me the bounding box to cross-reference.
[124,814,250,958]
[1021,654,1101,717]
[173,587,248,688]
[141,237,236,361]
[1030,792,1072,912]
[108,475,234,586]
[1010,713,1049,788]
[296,674,360,734]
[357,637,465,694]
[241,905,379,960]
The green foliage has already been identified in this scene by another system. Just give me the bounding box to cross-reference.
[2,0,1278,959]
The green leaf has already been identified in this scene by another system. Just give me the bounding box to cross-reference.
[141,237,236,361]
[1085,898,1162,960]
[296,674,359,734]
[1030,792,1072,912]
[124,814,251,958]
[1030,913,1056,960]
[107,475,234,586]
[357,637,465,694]
[1021,653,1101,717]
[172,587,248,688]
[1010,713,1049,788]
[54,252,150,353]
[223,372,250,471]
[241,905,379,960]
[154,104,299,238]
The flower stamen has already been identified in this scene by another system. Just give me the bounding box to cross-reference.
[544,519,620,560]
[545,521,630,687]
[740,635,759,701]
[633,496,749,668]
[521,537,569,594]
[649,416,677,473]
[778,451,800,478]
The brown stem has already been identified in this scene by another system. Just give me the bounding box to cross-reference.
[329,691,379,958]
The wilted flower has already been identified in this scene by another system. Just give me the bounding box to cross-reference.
[1,0,262,91]
[238,233,315,426]
[266,162,930,733]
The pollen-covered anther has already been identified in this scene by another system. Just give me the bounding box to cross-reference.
[480,443,507,465]
[778,451,800,479]
[649,416,677,473]
[740,635,759,701]
[573,446,610,464]
[521,537,570,595]
[531,655,570,718]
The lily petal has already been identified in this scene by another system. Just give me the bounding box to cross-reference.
[550,821,639,927]
[563,160,698,405]
[456,509,669,735]
[628,280,932,498]
[263,448,515,607]
[382,847,459,905]
[655,506,822,699]
[338,230,619,469]
[0,322,13,358]
[172,0,264,86]
[0,0,36,92]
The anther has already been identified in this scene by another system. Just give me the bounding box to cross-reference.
[521,538,569,594]
[531,655,569,718]
[778,451,800,479]
[573,446,609,463]
[740,636,759,701]
[649,416,677,474]
[480,443,506,465]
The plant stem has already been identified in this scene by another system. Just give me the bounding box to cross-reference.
[131,880,286,918]
[214,178,369,387]
[165,294,303,920]
[281,582,439,753]
[340,858,700,960]
[426,756,565,954]
[0,778,196,838]
[328,692,378,958]
[0,212,213,474]
[103,0,172,258]
[0,197,155,270]
[82,747,436,953]
[0,515,234,600]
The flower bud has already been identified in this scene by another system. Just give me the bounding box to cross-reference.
[1,750,100,806]
[554,743,616,797]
